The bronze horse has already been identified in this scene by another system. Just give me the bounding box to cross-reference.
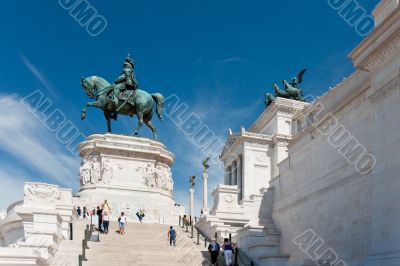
[80,76,164,140]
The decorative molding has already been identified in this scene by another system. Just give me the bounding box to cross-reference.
[349,5,400,71]
[365,34,400,70]
[249,98,308,133]
[24,183,61,206]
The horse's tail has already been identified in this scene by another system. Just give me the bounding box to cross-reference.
[151,93,164,120]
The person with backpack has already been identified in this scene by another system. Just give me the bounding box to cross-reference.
[118,212,127,235]
[208,238,220,265]
[168,226,177,246]
[136,209,145,223]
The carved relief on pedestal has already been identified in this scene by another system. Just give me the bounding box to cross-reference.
[24,183,61,205]
[224,195,233,203]
[101,159,113,184]
[139,162,173,192]
[80,155,115,186]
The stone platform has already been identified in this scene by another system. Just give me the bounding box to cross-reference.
[77,134,183,224]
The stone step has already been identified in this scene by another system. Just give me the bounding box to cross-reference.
[248,242,280,258]
[257,254,290,266]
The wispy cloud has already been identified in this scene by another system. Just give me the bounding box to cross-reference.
[214,56,247,64]
[0,94,79,192]
[0,167,26,210]
[18,52,58,99]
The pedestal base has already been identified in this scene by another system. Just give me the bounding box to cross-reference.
[77,134,184,224]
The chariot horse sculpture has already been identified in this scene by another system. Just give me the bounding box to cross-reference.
[80,75,164,140]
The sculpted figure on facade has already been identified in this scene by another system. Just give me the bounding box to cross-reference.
[164,168,173,191]
[101,159,113,184]
[79,159,91,185]
[154,164,165,189]
[142,163,156,187]
[91,157,101,183]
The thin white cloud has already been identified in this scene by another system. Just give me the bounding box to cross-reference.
[18,52,58,99]
[0,94,79,189]
[214,56,247,64]
[0,167,25,210]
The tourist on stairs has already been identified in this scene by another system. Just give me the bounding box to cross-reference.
[222,238,234,266]
[102,211,110,234]
[118,212,127,235]
[168,226,177,246]
[96,206,103,232]
[76,206,81,218]
[136,209,145,223]
[208,238,220,266]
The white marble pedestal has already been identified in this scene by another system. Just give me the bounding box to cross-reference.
[77,134,183,224]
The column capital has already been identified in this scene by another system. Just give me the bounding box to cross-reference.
[202,172,209,179]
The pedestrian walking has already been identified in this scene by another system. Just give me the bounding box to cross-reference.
[102,211,110,234]
[136,209,145,223]
[168,226,177,246]
[83,206,87,219]
[76,206,81,217]
[118,212,127,235]
[96,206,103,232]
[222,238,234,266]
[208,238,220,265]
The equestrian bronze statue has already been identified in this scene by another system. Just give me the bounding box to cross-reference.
[80,54,164,140]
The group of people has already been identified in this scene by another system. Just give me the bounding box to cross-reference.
[76,201,147,235]
[208,238,235,266]
[166,222,235,266]
[96,205,111,234]
[76,206,89,219]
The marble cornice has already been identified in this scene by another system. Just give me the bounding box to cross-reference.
[249,98,308,133]
[78,134,175,166]
[348,5,400,71]
[220,130,273,160]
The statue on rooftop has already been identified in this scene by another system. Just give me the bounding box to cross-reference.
[265,68,307,107]
[189,175,196,189]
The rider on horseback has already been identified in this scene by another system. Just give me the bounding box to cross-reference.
[112,54,139,107]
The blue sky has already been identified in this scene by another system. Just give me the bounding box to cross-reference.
[0,0,378,213]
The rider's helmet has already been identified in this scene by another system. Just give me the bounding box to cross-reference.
[124,54,135,68]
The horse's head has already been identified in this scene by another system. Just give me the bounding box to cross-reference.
[80,77,95,99]
[152,93,164,120]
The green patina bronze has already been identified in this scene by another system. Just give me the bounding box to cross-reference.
[80,55,164,140]
[265,69,307,107]
[189,175,196,188]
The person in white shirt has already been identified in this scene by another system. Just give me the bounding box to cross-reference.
[118,212,127,235]
[103,211,110,234]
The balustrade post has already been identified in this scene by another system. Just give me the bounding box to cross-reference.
[234,247,238,266]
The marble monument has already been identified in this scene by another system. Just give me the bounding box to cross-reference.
[197,1,400,265]
[77,133,183,224]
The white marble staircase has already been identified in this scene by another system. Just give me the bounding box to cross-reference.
[50,219,88,266]
[237,187,290,266]
[84,222,211,265]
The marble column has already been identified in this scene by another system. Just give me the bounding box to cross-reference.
[232,161,238,185]
[224,167,230,185]
[237,156,242,200]
[201,171,209,216]
[189,188,195,219]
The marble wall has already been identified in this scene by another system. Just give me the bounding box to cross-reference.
[271,4,400,264]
